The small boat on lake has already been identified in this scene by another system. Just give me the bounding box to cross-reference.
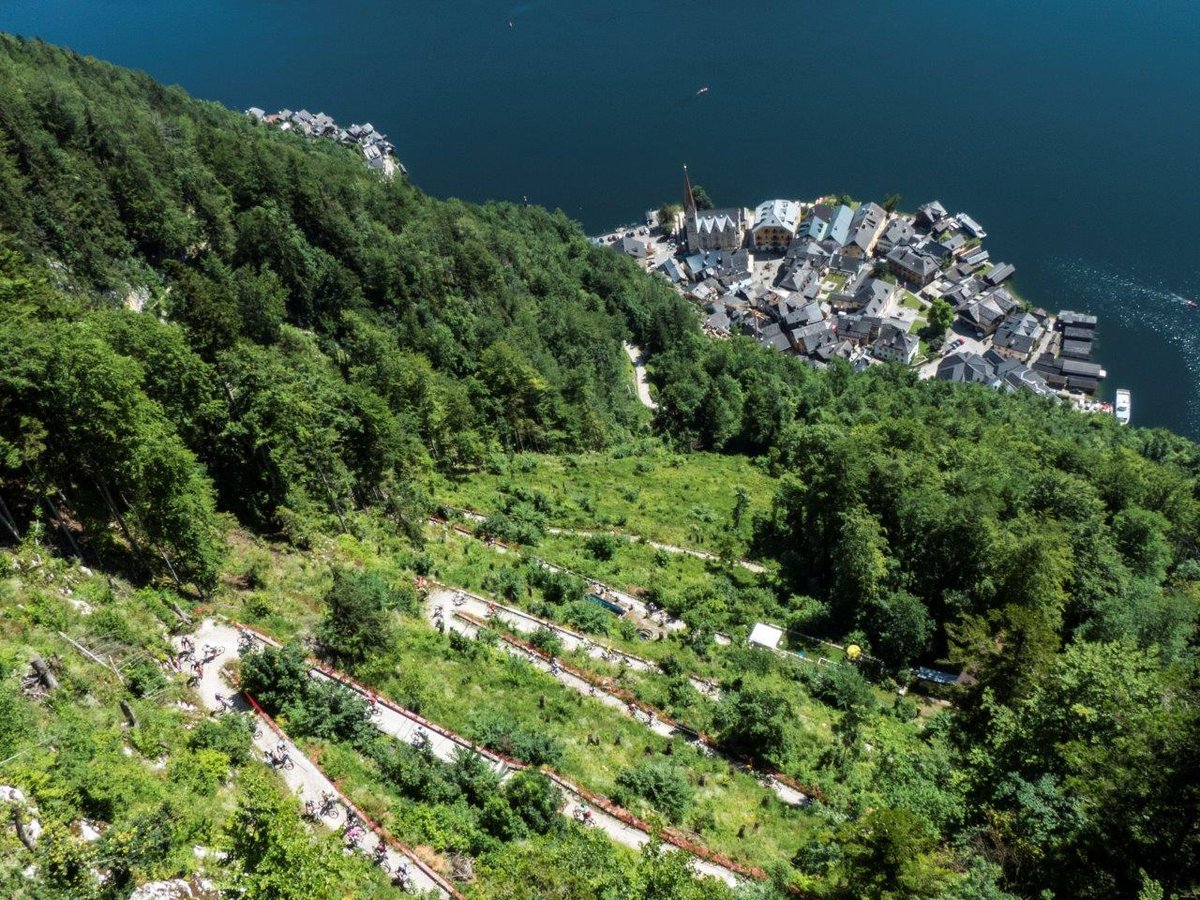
[1114,389,1131,425]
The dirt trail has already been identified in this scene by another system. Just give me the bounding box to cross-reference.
[178,621,455,897]
[623,342,657,410]
[445,508,766,575]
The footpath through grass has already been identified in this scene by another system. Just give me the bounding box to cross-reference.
[429,448,776,553]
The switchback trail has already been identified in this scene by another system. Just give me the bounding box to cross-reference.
[227,621,758,888]
[427,588,810,808]
[176,621,457,897]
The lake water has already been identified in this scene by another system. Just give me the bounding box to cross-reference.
[5,0,1200,437]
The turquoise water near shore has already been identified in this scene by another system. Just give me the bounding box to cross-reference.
[4,1,1199,436]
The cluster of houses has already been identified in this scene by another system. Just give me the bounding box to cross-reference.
[616,188,1105,401]
[245,106,405,175]
[938,309,1105,396]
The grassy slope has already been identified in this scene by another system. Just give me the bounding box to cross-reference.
[431,449,776,553]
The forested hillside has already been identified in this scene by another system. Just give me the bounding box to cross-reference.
[0,34,1198,900]
[0,33,692,582]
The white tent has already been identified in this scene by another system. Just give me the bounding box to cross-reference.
[748,623,783,650]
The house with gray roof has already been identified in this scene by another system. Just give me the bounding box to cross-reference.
[984,349,1053,397]
[705,309,731,335]
[873,322,919,365]
[916,200,948,228]
[837,313,883,345]
[960,294,1009,335]
[1057,310,1098,330]
[798,204,832,241]
[937,351,999,386]
[619,236,651,258]
[792,320,836,355]
[752,199,801,250]
[985,262,1016,285]
[886,245,940,287]
[844,202,886,258]
[992,311,1044,360]
[659,257,687,283]
[1061,339,1094,360]
[878,218,915,251]
[828,204,854,246]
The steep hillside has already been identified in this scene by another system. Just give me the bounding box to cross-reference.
[0,34,1198,900]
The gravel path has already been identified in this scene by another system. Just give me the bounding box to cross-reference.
[425,590,807,808]
[177,621,454,897]
[302,622,744,888]
[190,616,756,889]
[623,342,657,410]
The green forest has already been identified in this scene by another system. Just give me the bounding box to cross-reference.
[0,35,1197,900]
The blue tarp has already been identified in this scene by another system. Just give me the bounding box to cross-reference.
[915,666,958,685]
[587,593,625,616]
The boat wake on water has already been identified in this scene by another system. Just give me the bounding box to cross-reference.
[1047,256,1200,433]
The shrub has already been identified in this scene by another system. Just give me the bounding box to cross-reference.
[315,568,400,667]
[616,759,694,824]
[584,533,621,561]
[481,502,546,547]
[528,626,564,657]
[168,748,229,797]
[811,664,874,713]
[503,770,562,835]
[125,658,167,698]
[561,599,611,636]
[240,642,310,714]
[289,679,373,745]
[486,567,525,603]
[469,710,564,766]
[189,713,255,766]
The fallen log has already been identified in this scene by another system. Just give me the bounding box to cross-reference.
[30,656,59,692]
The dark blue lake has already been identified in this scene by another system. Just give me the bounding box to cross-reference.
[5,1,1199,436]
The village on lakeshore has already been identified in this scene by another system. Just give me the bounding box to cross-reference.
[245,105,406,178]
[597,172,1126,421]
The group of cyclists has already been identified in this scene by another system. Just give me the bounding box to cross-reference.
[269,739,294,769]
[173,636,229,686]
[304,790,341,822]
[342,809,411,885]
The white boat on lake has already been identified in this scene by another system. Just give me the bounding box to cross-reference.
[1114,389,1131,425]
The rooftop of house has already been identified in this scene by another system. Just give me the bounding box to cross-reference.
[887,244,939,277]
[753,199,801,232]
[937,351,998,385]
[828,204,854,244]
